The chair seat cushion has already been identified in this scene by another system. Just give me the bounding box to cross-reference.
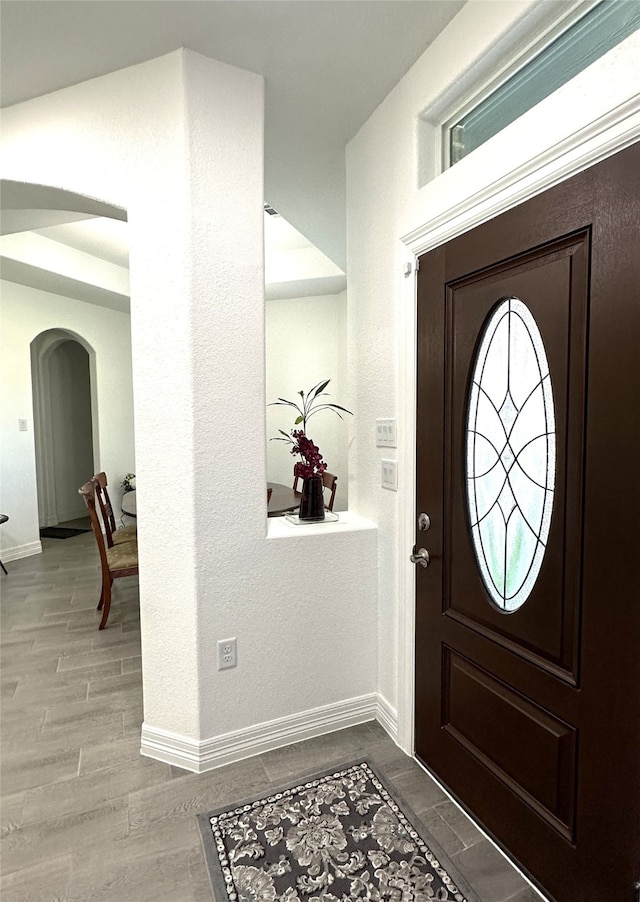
[106,541,138,570]
[112,525,137,544]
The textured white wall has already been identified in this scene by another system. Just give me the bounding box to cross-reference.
[266,291,349,510]
[346,0,640,741]
[0,50,378,749]
[0,281,135,557]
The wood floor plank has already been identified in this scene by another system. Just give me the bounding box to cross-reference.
[20,756,171,825]
[436,799,484,848]
[1,799,129,875]
[0,853,72,902]
[0,791,26,831]
[67,846,194,902]
[78,735,147,776]
[121,655,142,673]
[452,839,533,902]
[1,745,81,794]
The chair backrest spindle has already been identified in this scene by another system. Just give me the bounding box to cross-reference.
[79,481,111,576]
[93,472,117,546]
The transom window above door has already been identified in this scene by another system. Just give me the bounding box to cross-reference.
[443,0,640,168]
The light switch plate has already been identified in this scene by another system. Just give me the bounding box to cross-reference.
[376,419,397,448]
[381,459,398,491]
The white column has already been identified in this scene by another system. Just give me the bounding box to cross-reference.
[131,52,265,740]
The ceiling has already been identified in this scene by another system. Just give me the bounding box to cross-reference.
[0,198,348,310]
[0,0,465,273]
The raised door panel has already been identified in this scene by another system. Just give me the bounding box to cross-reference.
[444,232,589,681]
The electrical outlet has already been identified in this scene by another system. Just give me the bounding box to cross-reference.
[217,638,237,670]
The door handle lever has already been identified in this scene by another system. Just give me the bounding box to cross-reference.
[410,546,430,568]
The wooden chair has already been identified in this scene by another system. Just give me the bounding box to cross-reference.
[292,471,338,511]
[79,481,138,630]
[92,472,137,547]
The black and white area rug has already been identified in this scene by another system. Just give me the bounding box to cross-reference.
[197,759,480,902]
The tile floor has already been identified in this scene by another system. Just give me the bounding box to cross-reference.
[0,533,541,902]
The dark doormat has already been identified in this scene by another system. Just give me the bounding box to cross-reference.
[39,526,90,539]
[197,759,480,902]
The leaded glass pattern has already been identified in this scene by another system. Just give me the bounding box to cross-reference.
[466,297,555,612]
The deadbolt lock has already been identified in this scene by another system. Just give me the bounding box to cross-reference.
[417,513,431,531]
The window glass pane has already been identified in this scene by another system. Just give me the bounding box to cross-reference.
[450,0,640,165]
[466,298,555,612]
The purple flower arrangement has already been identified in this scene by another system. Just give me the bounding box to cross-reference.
[291,430,327,479]
[269,380,352,477]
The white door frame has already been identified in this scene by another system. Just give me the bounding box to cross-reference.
[395,98,640,756]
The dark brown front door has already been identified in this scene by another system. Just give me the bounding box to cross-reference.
[415,143,640,902]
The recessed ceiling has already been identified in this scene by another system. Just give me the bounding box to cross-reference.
[0,1,465,270]
[32,218,130,269]
[0,203,346,309]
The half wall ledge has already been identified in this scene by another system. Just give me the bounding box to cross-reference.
[267,510,377,539]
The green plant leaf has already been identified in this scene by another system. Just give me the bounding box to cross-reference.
[309,379,330,400]
[307,403,352,420]
[269,380,352,441]
[269,399,304,416]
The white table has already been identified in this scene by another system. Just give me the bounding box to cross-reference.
[121,490,136,518]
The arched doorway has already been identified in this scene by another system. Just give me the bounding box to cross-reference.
[0,180,130,548]
[31,329,97,528]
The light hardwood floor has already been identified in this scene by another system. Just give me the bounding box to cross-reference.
[1,533,539,902]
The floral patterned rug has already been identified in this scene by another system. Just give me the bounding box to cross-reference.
[197,759,480,902]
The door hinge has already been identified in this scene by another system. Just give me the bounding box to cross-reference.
[634,879,640,902]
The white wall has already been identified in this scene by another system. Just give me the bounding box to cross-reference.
[0,280,134,559]
[0,50,379,767]
[266,291,349,510]
[346,0,640,747]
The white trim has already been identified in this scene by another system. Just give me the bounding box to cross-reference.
[396,248,418,757]
[141,692,380,773]
[1,541,42,562]
[376,692,398,741]
[397,99,640,764]
[405,98,640,256]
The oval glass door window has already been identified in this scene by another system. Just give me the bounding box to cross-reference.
[466,297,555,612]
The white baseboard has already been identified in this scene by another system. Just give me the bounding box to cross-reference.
[141,692,397,773]
[1,541,42,563]
[376,693,398,742]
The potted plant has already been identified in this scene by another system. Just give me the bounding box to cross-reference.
[121,473,136,493]
[270,380,352,520]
